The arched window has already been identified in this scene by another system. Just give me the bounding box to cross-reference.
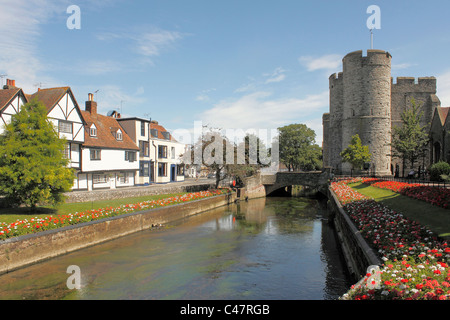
[433,141,441,163]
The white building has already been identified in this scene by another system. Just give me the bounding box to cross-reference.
[80,94,139,190]
[117,117,185,184]
[0,79,28,135]
[30,86,85,187]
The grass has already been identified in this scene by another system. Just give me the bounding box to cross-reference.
[347,182,450,239]
[0,192,188,225]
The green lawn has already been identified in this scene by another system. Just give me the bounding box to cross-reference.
[348,182,450,239]
[0,192,188,225]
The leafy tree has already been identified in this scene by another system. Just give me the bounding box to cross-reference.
[0,100,75,209]
[278,123,322,171]
[391,98,429,173]
[228,133,271,184]
[185,126,234,188]
[340,134,371,172]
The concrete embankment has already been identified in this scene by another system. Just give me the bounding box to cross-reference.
[0,192,236,275]
[327,186,382,281]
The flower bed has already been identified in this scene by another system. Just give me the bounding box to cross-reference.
[0,189,230,241]
[361,178,450,209]
[331,179,449,300]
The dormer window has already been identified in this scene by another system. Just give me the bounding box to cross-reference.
[115,129,123,141]
[90,124,97,137]
[161,131,171,140]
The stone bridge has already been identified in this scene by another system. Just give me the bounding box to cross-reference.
[242,169,332,199]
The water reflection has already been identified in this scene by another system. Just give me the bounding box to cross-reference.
[0,196,351,300]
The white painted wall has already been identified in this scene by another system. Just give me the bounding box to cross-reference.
[81,148,139,172]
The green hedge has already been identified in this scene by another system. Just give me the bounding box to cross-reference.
[429,161,450,181]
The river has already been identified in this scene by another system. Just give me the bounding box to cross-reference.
[0,196,352,300]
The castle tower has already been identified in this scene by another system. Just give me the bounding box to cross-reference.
[327,72,344,171]
[341,50,392,176]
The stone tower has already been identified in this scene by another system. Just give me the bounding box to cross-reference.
[323,50,440,177]
[326,50,392,176]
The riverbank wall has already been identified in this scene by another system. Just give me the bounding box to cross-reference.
[326,186,382,281]
[0,192,236,275]
[64,180,215,203]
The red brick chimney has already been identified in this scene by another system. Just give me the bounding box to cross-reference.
[85,93,97,114]
[3,79,16,89]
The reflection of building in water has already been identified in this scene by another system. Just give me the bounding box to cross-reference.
[237,198,268,224]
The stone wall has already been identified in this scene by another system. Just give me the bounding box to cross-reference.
[64,181,215,203]
[0,193,236,275]
[327,186,382,281]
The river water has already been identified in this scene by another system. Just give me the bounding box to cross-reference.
[0,196,352,300]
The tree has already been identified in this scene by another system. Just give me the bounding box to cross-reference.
[227,133,271,184]
[391,98,429,174]
[185,126,234,189]
[0,100,75,209]
[340,134,371,172]
[278,123,322,171]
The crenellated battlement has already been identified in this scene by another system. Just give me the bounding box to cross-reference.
[329,72,343,81]
[391,77,436,92]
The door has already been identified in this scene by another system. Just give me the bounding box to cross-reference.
[170,164,176,182]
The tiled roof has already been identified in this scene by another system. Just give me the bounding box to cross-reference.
[0,88,23,111]
[29,87,71,112]
[440,106,449,124]
[81,110,139,151]
[150,122,178,142]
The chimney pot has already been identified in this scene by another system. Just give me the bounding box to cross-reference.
[86,94,97,114]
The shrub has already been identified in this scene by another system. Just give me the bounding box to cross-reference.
[429,161,450,181]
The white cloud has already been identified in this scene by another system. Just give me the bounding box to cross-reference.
[96,26,187,65]
[196,88,216,102]
[75,59,123,75]
[264,67,286,84]
[437,70,450,108]
[392,63,413,70]
[0,0,66,92]
[198,91,328,135]
[299,54,342,72]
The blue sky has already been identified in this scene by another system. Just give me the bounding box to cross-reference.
[1,0,450,145]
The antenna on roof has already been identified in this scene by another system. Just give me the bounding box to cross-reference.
[0,74,7,87]
[34,82,45,89]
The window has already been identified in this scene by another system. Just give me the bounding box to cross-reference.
[171,147,176,159]
[112,130,122,140]
[158,162,167,177]
[90,149,101,160]
[161,131,170,140]
[93,174,107,184]
[158,145,167,158]
[125,151,137,162]
[141,121,146,136]
[139,141,149,157]
[63,143,71,159]
[117,172,130,184]
[150,129,158,137]
[90,125,97,137]
[139,161,150,176]
[177,165,184,176]
[59,120,72,134]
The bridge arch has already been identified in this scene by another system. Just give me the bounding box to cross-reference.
[242,169,332,199]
